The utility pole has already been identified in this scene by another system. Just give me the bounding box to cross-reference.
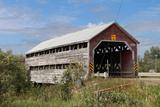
[155,54,158,72]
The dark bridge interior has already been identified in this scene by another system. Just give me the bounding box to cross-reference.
[94,41,131,77]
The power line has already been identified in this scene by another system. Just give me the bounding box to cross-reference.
[115,0,123,22]
[140,43,160,46]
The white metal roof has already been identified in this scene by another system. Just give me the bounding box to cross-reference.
[26,21,139,54]
[27,22,114,54]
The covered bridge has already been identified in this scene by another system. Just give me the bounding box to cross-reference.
[25,22,139,84]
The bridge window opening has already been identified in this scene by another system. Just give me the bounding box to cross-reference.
[26,42,88,58]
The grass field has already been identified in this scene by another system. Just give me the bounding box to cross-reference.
[7,77,160,107]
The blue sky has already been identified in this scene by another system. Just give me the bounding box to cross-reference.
[0,0,160,57]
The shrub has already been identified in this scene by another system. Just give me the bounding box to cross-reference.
[127,98,143,107]
[59,63,84,101]
[79,87,96,107]
[0,51,31,106]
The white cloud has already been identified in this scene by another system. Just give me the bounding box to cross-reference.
[122,3,160,56]
[0,4,80,37]
[0,3,83,54]
[126,4,160,32]
[87,22,104,28]
[140,4,160,17]
[48,15,76,24]
[0,42,36,54]
[0,5,41,31]
[126,21,160,33]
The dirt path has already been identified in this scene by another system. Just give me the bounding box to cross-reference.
[138,78,160,85]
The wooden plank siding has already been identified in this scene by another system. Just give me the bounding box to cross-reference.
[30,69,64,84]
[26,48,88,66]
[26,44,89,84]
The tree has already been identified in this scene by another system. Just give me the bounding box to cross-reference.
[139,46,160,72]
[0,50,30,106]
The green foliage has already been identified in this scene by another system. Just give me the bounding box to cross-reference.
[0,50,30,106]
[59,83,72,101]
[61,63,84,85]
[139,46,160,72]
[59,63,84,101]
[79,87,143,107]
[79,87,96,107]
[100,92,127,104]
[4,78,160,107]
[2,48,160,107]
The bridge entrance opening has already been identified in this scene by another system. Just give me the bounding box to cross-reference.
[94,41,132,77]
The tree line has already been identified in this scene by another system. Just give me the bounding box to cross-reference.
[139,46,160,72]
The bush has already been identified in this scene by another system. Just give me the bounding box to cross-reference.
[79,87,96,107]
[127,98,143,107]
[0,51,31,106]
[59,83,72,101]
[100,92,126,104]
[59,63,84,101]
[79,88,144,107]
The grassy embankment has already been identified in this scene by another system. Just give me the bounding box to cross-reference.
[8,77,160,107]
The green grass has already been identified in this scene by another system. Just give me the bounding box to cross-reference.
[7,78,160,107]
[10,100,77,107]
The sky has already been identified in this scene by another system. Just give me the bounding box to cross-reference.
[0,0,160,57]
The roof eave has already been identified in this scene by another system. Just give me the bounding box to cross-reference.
[26,40,89,54]
[88,22,115,41]
[114,22,140,44]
